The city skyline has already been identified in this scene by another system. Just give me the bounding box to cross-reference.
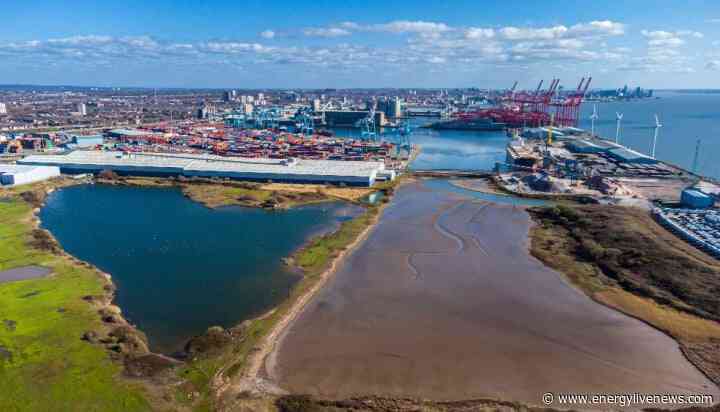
[2,0,720,89]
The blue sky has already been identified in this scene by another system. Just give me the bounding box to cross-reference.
[2,0,720,89]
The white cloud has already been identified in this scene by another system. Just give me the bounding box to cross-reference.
[641,29,703,40]
[648,37,685,47]
[497,20,624,41]
[302,27,351,38]
[706,60,720,70]
[677,30,704,38]
[464,28,495,40]
[46,35,113,46]
[339,22,361,30]
[202,41,271,54]
[569,20,625,36]
[369,20,451,34]
[120,36,159,49]
[0,18,704,79]
[620,31,698,74]
[632,28,704,72]
[499,26,568,40]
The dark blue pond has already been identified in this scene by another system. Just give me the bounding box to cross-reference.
[40,184,360,353]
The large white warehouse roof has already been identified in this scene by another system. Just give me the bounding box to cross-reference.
[0,164,60,186]
[19,151,388,186]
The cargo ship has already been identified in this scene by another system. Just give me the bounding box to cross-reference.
[425,118,506,131]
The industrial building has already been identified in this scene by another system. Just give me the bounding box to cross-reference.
[377,97,403,119]
[693,181,720,200]
[71,134,104,148]
[565,138,619,154]
[19,151,392,186]
[606,147,658,164]
[521,127,565,140]
[107,128,164,141]
[682,189,716,209]
[565,139,605,154]
[0,165,60,186]
[323,110,386,127]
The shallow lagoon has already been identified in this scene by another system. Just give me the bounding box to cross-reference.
[40,184,360,353]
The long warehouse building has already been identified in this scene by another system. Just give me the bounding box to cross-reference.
[0,164,60,186]
[18,151,393,186]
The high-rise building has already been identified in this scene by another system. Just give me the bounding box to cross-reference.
[77,103,87,116]
[377,97,403,119]
[197,104,215,120]
[390,97,402,118]
[312,98,321,113]
[223,90,236,102]
[0,103,7,115]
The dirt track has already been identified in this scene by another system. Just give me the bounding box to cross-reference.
[269,180,719,406]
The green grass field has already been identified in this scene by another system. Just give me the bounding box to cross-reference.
[0,188,151,412]
[0,178,395,411]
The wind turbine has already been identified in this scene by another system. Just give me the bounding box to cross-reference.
[692,139,701,174]
[615,112,623,145]
[589,104,598,137]
[650,114,662,158]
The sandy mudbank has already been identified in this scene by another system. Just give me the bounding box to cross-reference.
[269,180,719,406]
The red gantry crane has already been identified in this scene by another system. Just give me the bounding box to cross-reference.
[449,77,589,128]
[551,77,591,127]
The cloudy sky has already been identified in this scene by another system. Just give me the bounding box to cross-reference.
[2,0,720,89]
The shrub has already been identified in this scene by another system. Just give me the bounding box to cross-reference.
[19,190,45,207]
[276,395,321,412]
[97,169,119,180]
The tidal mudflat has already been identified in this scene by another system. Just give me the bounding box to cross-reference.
[271,179,719,404]
[39,183,361,353]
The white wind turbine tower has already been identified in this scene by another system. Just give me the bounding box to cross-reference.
[589,104,598,137]
[615,112,623,145]
[650,114,662,158]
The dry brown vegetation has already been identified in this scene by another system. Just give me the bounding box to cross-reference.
[95,176,372,209]
[262,183,372,202]
[529,204,720,385]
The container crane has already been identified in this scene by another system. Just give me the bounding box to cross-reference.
[395,119,413,149]
[359,104,378,142]
[295,107,314,136]
[551,77,591,127]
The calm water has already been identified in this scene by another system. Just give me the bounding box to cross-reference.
[40,184,359,353]
[580,91,720,179]
[332,118,508,171]
[335,92,720,179]
[423,179,548,207]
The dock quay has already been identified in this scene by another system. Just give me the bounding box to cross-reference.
[18,151,394,187]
